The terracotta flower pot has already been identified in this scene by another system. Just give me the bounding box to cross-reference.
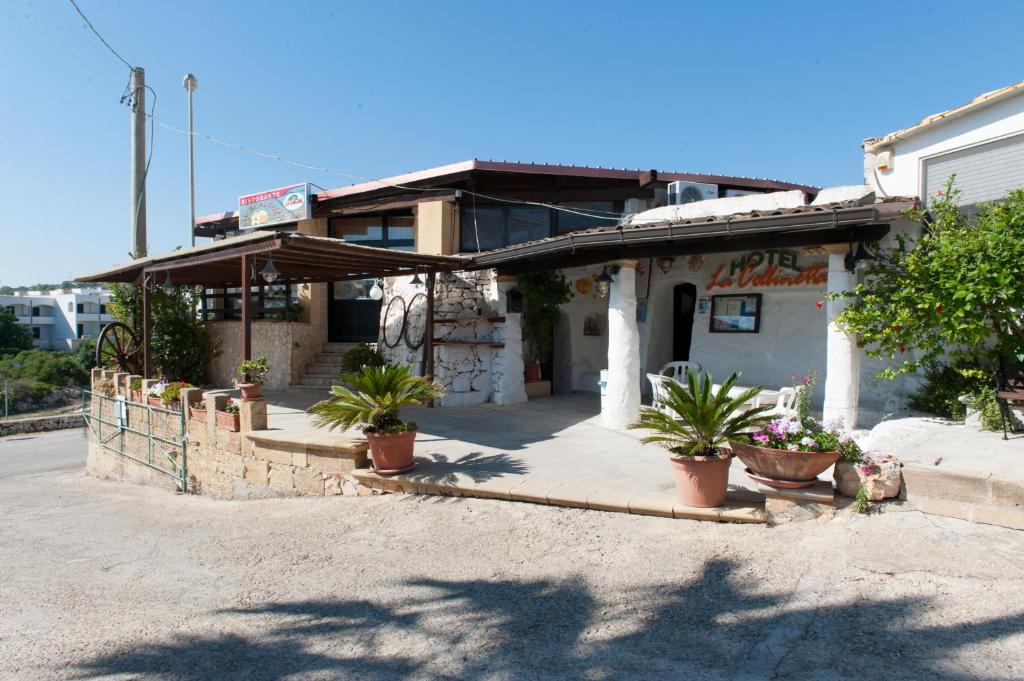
[524,362,542,383]
[189,405,208,423]
[239,383,263,401]
[130,390,142,403]
[366,429,418,474]
[215,410,240,432]
[669,452,733,508]
[148,396,163,407]
[731,440,840,488]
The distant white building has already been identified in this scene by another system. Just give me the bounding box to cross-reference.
[0,288,114,351]
[863,80,1024,207]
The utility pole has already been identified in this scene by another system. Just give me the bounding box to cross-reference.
[130,67,147,259]
[183,74,198,248]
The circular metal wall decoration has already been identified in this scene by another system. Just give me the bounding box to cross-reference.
[382,295,407,349]
[404,292,428,350]
[95,322,142,375]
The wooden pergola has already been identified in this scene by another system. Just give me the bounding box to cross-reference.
[78,231,467,378]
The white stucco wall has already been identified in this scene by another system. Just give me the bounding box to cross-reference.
[865,92,1024,199]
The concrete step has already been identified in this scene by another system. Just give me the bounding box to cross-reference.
[304,364,342,375]
[315,353,346,364]
[323,342,359,353]
[299,375,336,387]
[902,464,1024,530]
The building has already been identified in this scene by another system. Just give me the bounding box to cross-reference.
[183,160,814,393]
[863,80,1024,207]
[0,288,113,350]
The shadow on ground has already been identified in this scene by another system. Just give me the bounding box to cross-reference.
[75,559,1024,680]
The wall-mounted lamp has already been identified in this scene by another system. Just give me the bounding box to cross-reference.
[369,278,385,300]
[596,266,616,299]
[162,272,174,293]
[259,257,280,284]
[656,256,675,274]
[844,235,876,273]
[410,267,424,286]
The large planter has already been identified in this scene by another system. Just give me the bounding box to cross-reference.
[130,389,143,403]
[148,396,163,408]
[834,457,902,500]
[239,383,263,401]
[215,410,240,432]
[732,440,839,488]
[524,362,542,383]
[190,405,208,423]
[366,429,418,474]
[669,452,733,508]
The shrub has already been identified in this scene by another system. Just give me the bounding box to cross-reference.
[518,271,573,364]
[0,350,89,388]
[72,338,97,371]
[340,343,386,375]
[160,381,192,405]
[0,306,33,352]
[908,358,994,421]
[309,364,445,434]
[238,357,269,384]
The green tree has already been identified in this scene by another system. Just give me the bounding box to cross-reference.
[0,306,34,354]
[109,283,208,384]
[835,180,1024,377]
[518,271,573,364]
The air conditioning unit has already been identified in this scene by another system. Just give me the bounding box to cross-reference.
[668,181,718,205]
[724,188,758,198]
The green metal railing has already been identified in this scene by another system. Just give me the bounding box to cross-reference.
[82,390,188,492]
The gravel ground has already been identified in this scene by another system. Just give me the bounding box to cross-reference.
[1,467,1023,680]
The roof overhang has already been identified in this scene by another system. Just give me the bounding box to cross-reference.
[466,201,915,274]
[76,231,468,286]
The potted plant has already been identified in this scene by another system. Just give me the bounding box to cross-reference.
[629,370,771,507]
[518,271,572,383]
[189,399,208,423]
[732,370,862,488]
[160,381,191,411]
[308,364,445,474]
[238,357,269,401]
[733,418,862,488]
[147,380,168,407]
[215,399,240,432]
[129,377,143,402]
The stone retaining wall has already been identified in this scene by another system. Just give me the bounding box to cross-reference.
[0,413,84,437]
[85,369,370,499]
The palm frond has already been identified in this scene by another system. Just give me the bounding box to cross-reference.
[308,364,445,432]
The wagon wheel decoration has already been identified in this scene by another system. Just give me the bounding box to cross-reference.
[382,295,407,349]
[95,322,142,375]
[404,292,428,350]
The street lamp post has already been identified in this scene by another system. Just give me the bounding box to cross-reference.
[183,74,198,248]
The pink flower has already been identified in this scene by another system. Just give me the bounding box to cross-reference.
[816,300,824,310]
[753,433,769,445]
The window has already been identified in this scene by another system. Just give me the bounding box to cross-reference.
[76,324,83,338]
[99,304,107,315]
[76,303,84,314]
[328,215,415,250]
[32,327,40,339]
[31,306,40,316]
[459,202,619,252]
[202,284,295,322]
[67,302,73,312]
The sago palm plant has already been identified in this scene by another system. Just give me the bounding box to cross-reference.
[308,364,445,434]
[629,370,772,457]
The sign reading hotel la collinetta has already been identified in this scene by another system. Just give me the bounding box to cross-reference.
[238,183,311,229]
[706,248,827,291]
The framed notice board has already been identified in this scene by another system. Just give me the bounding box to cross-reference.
[709,293,762,333]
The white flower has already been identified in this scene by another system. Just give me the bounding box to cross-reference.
[839,433,852,444]
[800,436,815,447]
[785,420,803,435]
[147,380,167,396]
[786,443,800,451]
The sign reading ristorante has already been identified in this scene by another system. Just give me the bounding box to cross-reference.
[238,183,310,229]
[707,248,827,291]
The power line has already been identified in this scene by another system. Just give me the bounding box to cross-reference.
[67,0,133,70]
[148,115,625,221]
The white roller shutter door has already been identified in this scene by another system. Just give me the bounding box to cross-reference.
[923,133,1024,206]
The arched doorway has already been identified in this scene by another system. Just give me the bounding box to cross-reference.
[673,283,697,362]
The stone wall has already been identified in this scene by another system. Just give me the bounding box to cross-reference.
[85,369,371,499]
[205,321,322,390]
[0,413,83,437]
[379,270,526,407]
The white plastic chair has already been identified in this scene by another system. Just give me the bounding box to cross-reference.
[647,373,677,417]
[660,361,702,382]
[763,387,798,418]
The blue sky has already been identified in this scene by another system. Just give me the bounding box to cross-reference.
[1,0,1022,284]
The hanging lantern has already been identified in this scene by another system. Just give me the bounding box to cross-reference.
[259,257,280,284]
[596,268,614,299]
[410,268,424,286]
[369,278,385,300]
[162,272,174,293]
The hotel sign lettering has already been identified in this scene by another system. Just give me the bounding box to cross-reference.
[706,248,827,291]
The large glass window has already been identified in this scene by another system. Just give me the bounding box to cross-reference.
[329,215,415,249]
[459,202,618,252]
[202,284,295,322]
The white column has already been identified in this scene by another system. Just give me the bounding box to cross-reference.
[602,261,642,429]
[823,253,860,428]
[491,276,527,405]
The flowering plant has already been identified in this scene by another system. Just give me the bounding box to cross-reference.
[220,398,239,415]
[748,417,862,462]
[160,381,192,406]
[147,380,168,397]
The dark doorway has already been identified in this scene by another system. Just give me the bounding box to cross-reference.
[327,215,414,342]
[328,280,381,342]
[673,283,697,362]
